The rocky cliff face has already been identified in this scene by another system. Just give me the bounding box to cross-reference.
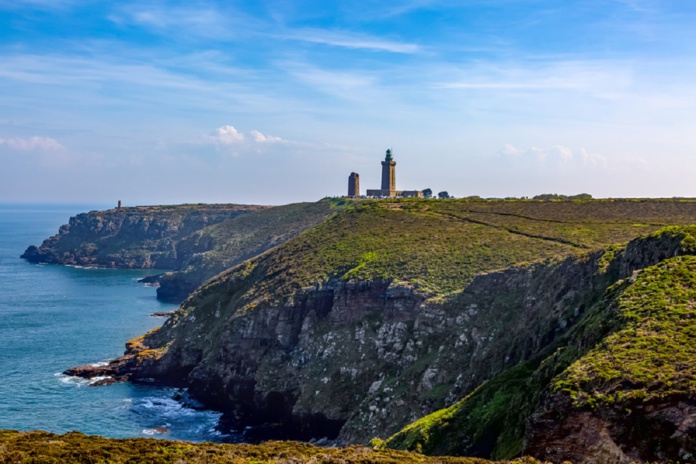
[385,227,696,463]
[63,199,696,463]
[21,204,266,269]
[155,199,350,302]
[71,229,691,451]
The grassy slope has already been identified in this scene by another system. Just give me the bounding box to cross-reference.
[554,247,696,408]
[151,198,696,450]
[158,198,353,300]
[385,226,696,459]
[0,430,539,464]
[200,198,696,310]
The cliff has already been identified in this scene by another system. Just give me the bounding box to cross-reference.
[65,199,696,462]
[156,199,352,302]
[386,227,696,463]
[22,200,351,302]
[21,204,268,269]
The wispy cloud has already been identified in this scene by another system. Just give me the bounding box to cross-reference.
[610,0,659,14]
[0,136,62,151]
[436,60,633,96]
[0,0,78,10]
[498,144,649,170]
[281,62,379,101]
[107,4,258,40]
[283,28,421,53]
[250,130,282,143]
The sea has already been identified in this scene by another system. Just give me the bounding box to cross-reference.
[0,204,231,441]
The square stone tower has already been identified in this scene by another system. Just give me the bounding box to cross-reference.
[348,172,360,197]
[381,149,396,194]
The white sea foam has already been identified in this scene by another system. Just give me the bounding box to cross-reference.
[88,376,113,385]
[130,392,231,441]
[54,372,89,387]
[90,361,109,367]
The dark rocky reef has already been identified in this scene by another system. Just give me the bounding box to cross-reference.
[21,204,267,269]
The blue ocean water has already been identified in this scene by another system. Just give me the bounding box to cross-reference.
[0,204,228,441]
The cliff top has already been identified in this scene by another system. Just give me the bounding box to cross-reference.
[192,198,696,305]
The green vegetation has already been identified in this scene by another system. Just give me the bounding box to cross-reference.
[0,430,540,464]
[22,203,266,269]
[158,198,353,301]
[532,193,592,200]
[555,254,696,408]
[385,360,545,459]
[216,198,696,304]
[386,226,696,460]
[124,200,696,462]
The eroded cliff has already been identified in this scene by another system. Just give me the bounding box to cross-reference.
[21,204,267,269]
[65,199,696,462]
[155,199,352,302]
[387,227,696,463]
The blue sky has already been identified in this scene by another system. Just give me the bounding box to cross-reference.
[1,0,696,204]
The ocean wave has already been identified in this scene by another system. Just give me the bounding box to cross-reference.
[142,426,171,436]
[129,392,233,442]
[54,372,89,387]
[88,376,113,385]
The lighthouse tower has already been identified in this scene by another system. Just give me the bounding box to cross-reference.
[380,149,396,196]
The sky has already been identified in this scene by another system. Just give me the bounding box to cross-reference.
[1,0,696,205]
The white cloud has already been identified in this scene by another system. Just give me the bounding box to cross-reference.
[284,29,420,54]
[250,130,282,143]
[0,136,62,151]
[436,60,634,97]
[500,144,608,167]
[210,125,245,144]
[109,4,247,41]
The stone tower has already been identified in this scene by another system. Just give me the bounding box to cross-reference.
[348,172,360,197]
[381,149,396,194]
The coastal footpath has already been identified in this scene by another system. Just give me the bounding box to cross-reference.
[63,199,696,464]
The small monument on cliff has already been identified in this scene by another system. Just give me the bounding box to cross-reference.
[117,200,122,209]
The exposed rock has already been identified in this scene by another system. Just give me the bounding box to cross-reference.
[59,199,696,463]
[150,311,176,318]
[21,204,267,269]
[138,274,162,287]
